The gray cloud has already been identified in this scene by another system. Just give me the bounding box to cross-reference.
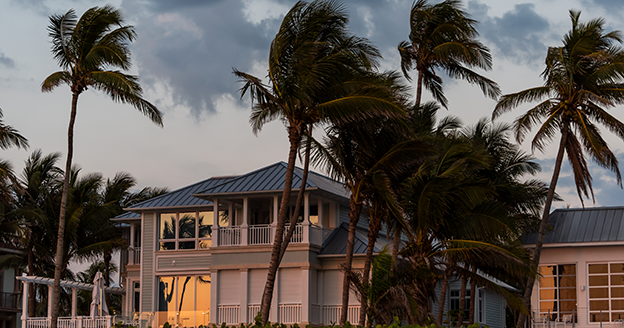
[0,51,15,68]
[467,1,551,63]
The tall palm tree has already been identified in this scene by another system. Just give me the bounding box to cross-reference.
[492,11,624,327]
[0,108,28,150]
[398,0,500,108]
[41,6,163,326]
[233,1,405,323]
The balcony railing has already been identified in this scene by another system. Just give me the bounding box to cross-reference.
[0,292,21,310]
[128,247,141,265]
[26,316,113,328]
[249,224,273,245]
[217,223,314,247]
[322,305,360,325]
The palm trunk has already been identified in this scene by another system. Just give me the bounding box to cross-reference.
[51,91,79,328]
[259,126,302,325]
[340,195,362,326]
[415,69,424,108]
[359,207,382,327]
[436,267,452,326]
[516,128,568,328]
[468,266,476,324]
[392,229,400,263]
[104,251,112,305]
[458,274,467,327]
[28,246,35,317]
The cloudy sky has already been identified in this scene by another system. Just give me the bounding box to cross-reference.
[1,0,624,213]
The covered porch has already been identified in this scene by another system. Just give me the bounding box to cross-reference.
[17,276,124,328]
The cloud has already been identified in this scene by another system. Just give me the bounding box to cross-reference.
[0,51,15,68]
[467,1,551,64]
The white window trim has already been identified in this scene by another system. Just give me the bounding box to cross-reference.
[158,211,214,251]
[587,261,624,323]
[537,263,578,321]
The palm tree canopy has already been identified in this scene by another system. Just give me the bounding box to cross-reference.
[493,10,624,204]
[41,5,163,126]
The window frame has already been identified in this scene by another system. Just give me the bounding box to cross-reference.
[588,262,624,323]
[538,263,577,322]
[158,211,214,251]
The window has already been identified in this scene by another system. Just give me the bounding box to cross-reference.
[156,275,211,328]
[538,264,577,321]
[159,212,215,250]
[478,289,485,324]
[588,262,624,322]
[450,289,470,321]
[133,282,140,313]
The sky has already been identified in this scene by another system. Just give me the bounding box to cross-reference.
[2,0,624,217]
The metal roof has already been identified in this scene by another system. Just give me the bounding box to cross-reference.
[319,223,380,256]
[17,276,124,294]
[112,211,140,220]
[194,162,349,199]
[523,206,624,244]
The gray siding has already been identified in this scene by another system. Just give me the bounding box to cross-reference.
[484,290,505,328]
[157,254,211,271]
[141,213,155,313]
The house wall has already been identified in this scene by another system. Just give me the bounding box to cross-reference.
[141,212,156,313]
[533,244,624,328]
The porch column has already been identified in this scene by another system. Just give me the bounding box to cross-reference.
[130,223,136,264]
[21,277,28,328]
[241,197,248,246]
[47,285,53,318]
[210,271,218,325]
[228,203,234,226]
[71,288,77,318]
[272,196,279,242]
[270,270,279,323]
[317,197,325,244]
[240,269,248,324]
[318,270,324,324]
[302,193,310,244]
[212,199,219,246]
[301,269,310,324]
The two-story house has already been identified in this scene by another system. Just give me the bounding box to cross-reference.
[0,243,22,328]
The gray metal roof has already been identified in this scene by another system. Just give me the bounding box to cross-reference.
[319,223,380,255]
[523,207,624,244]
[113,211,140,220]
[195,162,349,199]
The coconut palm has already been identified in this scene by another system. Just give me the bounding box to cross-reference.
[398,0,500,108]
[0,108,28,150]
[41,5,163,326]
[492,11,624,327]
[233,1,405,323]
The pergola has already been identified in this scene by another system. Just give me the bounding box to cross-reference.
[17,275,124,328]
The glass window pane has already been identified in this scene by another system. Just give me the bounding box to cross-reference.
[559,288,576,300]
[197,276,211,327]
[157,277,176,328]
[590,313,609,322]
[160,214,176,239]
[612,287,624,298]
[198,239,212,249]
[560,301,576,312]
[612,313,624,322]
[540,276,557,287]
[198,211,214,238]
[612,275,624,286]
[540,289,557,300]
[159,242,175,251]
[612,263,624,273]
[559,264,576,275]
[540,301,556,312]
[613,300,624,311]
[559,276,576,287]
[179,241,195,250]
[590,300,609,311]
[590,275,609,286]
[540,266,557,276]
[179,212,196,239]
[589,264,609,274]
[590,288,609,298]
[177,276,195,328]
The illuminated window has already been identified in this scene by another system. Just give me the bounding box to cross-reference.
[538,264,577,321]
[156,275,211,328]
[158,211,216,250]
[588,263,624,322]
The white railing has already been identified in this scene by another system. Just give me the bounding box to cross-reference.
[57,317,76,328]
[249,225,273,245]
[27,316,112,328]
[128,247,141,265]
[279,303,301,324]
[218,305,240,324]
[310,225,322,246]
[311,304,321,324]
[26,318,50,328]
[322,305,360,325]
[286,224,303,244]
[248,304,261,323]
[218,227,241,246]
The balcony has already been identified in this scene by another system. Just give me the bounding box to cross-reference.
[0,292,21,311]
[128,246,141,265]
[215,223,325,247]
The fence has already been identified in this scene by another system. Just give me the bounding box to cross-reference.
[218,305,240,324]
[278,303,302,324]
[322,305,360,325]
[249,225,273,245]
[218,227,242,246]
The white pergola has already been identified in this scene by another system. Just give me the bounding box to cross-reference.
[17,275,124,328]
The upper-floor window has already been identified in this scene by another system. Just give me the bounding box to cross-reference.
[588,262,624,322]
[159,211,215,250]
[538,264,577,321]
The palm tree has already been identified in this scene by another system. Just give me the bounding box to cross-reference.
[492,11,624,327]
[233,1,405,323]
[0,108,28,150]
[41,5,163,326]
[398,0,500,108]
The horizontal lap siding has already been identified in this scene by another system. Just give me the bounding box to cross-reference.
[219,270,240,304]
[142,213,155,313]
[156,255,211,271]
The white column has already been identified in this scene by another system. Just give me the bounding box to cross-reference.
[301,269,310,324]
[212,199,219,246]
[272,196,279,226]
[302,193,310,244]
[47,285,53,318]
[210,271,218,325]
[228,203,234,226]
[241,197,249,246]
[21,278,28,328]
[130,223,136,264]
[270,270,279,323]
[240,270,248,324]
[318,271,324,325]
[71,288,77,318]
[318,198,324,229]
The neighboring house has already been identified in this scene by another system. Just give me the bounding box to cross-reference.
[523,207,624,327]
[113,162,511,328]
[0,244,22,328]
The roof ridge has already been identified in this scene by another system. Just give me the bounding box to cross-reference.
[127,175,228,209]
[198,161,299,193]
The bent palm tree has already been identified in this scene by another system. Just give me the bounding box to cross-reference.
[42,6,163,327]
[493,11,624,327]
[398,0,500,108]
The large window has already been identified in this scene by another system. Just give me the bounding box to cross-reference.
[156,275,211,328]
[450,289,470,322]
[538,264,577,321]
[588,263,624,322]
[159,211,216,250]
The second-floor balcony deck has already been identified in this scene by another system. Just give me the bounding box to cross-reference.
[216,222,328,247]
[0,292,21,311]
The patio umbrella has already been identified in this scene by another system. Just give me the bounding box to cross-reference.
[90,271,109,317]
